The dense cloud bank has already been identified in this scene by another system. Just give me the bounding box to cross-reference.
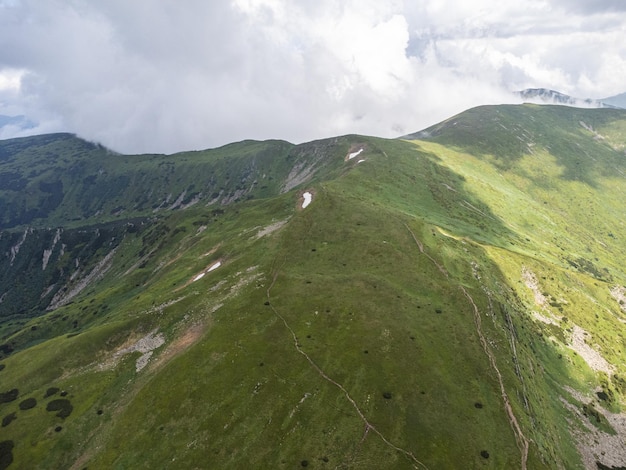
[0,0,625,153]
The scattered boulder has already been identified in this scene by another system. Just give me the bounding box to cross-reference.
[480,450,489,459]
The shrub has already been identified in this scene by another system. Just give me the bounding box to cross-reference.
[1,413,16,428]
[0,441,14,470]
[19,397,37,410]
[46,399,73,419]
[0,389,18,404]
[596,391,609,401]
[44,387,60,398]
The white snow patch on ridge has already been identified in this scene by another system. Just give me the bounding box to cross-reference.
[192,260,222,282]
[348,148,363,160]
[302,192,312,209]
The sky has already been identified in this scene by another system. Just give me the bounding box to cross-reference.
[0,0,625,154]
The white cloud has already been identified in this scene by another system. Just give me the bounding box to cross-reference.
[0,0,624,153]
[0,68,25,92]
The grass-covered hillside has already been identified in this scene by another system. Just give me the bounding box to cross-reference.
[0,104,625,469]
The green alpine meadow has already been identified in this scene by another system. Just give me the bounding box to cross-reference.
[1,104,625,469]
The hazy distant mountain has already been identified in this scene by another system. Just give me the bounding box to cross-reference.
[601,91,626,109]
[0,114,36,131]
[515,88,623,109]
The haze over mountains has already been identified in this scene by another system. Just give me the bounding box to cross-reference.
[3,88,624,151]
[515,89,626,109]
[0,102,625,469]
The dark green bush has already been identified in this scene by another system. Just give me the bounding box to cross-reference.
[19,397,37,410]
[0,440,14,470]
[0,389,18,404]
[46,399,73,419]
[1,413,16,428]
[44,387,60,398]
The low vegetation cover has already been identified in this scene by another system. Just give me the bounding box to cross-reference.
[0,105,625,468]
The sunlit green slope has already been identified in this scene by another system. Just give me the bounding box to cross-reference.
[0,104,625,469]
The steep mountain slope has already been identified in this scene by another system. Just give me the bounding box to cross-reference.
[0,105,625,469]
[0,134,349,337]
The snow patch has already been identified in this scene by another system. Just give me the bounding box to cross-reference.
[208,261,221,272]
[348,148,363,160]
[192,261,221,282]
[302,192,312,209]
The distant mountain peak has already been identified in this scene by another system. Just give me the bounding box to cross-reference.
[514,88,622,109]
[0,114,36,130]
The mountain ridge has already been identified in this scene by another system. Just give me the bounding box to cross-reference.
[0,104,625,469]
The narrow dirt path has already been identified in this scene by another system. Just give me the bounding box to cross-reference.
[266,271,429,470]
[460,286,530,470]
[404,223,529,470]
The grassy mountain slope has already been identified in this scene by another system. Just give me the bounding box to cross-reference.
[0,134,351,335]
[0,133,296,229]
[0,105,625,469]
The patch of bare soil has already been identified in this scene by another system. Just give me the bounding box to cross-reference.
[49,248,118,310]
[610,286,626,313]
[282,162,317,193]
[562,386,626,469]
[98,329,165,372]
[569,325,614,375]
[148,322,207,372]
[522,267,549,309]
[255,219,289,239]
[522,267,563,326]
